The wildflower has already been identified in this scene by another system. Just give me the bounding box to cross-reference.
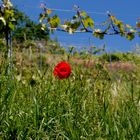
[54,61,71,80]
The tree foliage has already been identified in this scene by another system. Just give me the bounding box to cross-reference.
[0,0,15,41]
[13,8,49,42]
[0,1,50,44]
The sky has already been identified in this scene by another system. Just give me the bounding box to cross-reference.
[11,0,140,52]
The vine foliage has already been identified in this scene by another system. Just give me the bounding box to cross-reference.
[39,4,140,41]
[0,0,15,54]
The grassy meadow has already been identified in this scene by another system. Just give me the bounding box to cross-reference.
[0,43,140,140]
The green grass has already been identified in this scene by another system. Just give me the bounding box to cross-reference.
[0,51,140,140]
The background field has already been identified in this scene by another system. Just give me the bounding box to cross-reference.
[1,42,140,139]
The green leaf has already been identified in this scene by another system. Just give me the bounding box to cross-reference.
[80,11,87,17]
[0,17,6,25]
[126,33,135,40]
[71,21,81,31]
[41,24,46,30]
[114,19,122,26]
[83,16,94,29]
[7,1,13,7]
[73,15,78,20]
[8,22,15,30]
[60,24,68,30]
[5,9,14,19]
[93,30,104,39]
[49,15,60,28]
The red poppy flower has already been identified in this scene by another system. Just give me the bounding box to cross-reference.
[54,61,71,80]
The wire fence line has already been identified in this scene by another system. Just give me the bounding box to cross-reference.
[19,4,140,18]
[18,5,138,27]
[21,4,107,15]
[1,1,140,17]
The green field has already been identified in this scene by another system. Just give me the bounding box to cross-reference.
[0,46,140,140]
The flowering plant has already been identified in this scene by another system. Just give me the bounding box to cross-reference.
[54,61,71,80]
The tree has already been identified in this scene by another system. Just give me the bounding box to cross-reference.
[13,8,49,42]
[0,0,50,51]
